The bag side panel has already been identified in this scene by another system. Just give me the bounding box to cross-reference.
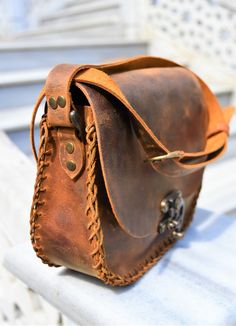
[30,110,96,277]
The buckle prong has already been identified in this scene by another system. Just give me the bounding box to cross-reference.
[146,151,184,162]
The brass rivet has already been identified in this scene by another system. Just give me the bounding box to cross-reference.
[57,95,66,108]
[172,230,184,240]
[160,200,169,214]
[66,142,74,154]
[49,96,58,110]
[66,160,76,171]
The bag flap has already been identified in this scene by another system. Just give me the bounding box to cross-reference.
[75,67,208,238]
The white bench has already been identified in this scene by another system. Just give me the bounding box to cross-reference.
[4,208,236,325]
[0,131,235,324]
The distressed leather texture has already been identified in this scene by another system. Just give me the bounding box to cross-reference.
[30,56,233,286]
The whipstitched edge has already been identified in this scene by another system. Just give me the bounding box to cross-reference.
[85,117,200,286]
[30,115,59,267]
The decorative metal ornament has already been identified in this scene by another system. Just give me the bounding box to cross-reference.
[159,190,185,239]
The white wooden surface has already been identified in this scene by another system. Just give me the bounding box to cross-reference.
[199,157,236,215]
[0,132,59,325]
[4,208,236,325]
[0,132,34,247]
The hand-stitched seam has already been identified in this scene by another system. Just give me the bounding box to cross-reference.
[85,117,200,286]
[30,115,59,267]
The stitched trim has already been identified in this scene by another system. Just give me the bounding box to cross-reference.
[30,115,59,267]
[85,117,200,286]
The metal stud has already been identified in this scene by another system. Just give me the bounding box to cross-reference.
[66,142,74,154]
[167,220,178,230]
[66,160,76,171]
[57,95,66,108]
[172,230,184,240]
[160,199,169,214]
[49,97,58,110]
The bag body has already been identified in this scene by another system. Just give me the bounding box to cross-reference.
[30,56,233,286]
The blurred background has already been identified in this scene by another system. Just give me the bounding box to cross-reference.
[0,0,235,324]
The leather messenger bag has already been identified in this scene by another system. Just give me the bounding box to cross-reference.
[30,56,233,286]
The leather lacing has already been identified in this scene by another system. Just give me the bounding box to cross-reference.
[30,114,59,266]
[85,116,200,286]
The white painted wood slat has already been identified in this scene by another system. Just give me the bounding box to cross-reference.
[0,132,59,324]
[0,106,39,131]
[40,0,120,23]
[0,69,48,87]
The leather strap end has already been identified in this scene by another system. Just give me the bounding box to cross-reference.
[206,106,235,138]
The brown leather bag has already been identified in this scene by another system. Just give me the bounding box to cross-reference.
[30,56,233,286]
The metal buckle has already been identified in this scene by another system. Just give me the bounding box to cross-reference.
[159,190,185,239]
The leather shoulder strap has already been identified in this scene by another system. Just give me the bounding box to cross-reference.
[74,66,234,176]
[42,56,234,176]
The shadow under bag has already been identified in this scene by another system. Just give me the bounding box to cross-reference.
[30,56,234,286]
